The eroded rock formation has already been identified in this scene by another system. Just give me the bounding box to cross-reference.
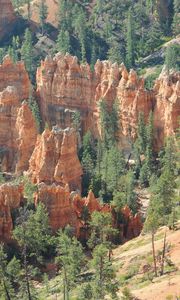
[28,127,82,190]
[0,54,179,243]
[153,69,180,150]
[37,54,180,151]
[0,56,37,173]
[36,54,122,135]
[15,102,38,174]
[35,183,79,232]
[0,0,16,40]
[0,183,23,241]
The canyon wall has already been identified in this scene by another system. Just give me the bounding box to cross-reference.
[0,0,16,40]
[153,69,180,150]
[37,54,180,151]
[28,127,82,190]
[0,53,179,242]
[0,183,23,241]
[0,56,37,173]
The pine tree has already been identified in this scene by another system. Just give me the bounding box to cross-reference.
[73,7,87,62]
[13,203,52,299]
[56,30,71,54]
[81,131,96,195]
[107,39,124,64]
[25,0,31,21]
[91,244,118,299]
[28,92,42,133]
[172,0,180,35]
[12,36,19,63]
[126,171,138,215]
[145,18,162,54]
[88,211,117,257]
[39,0,48,35]
[0,244,13,300]
[165,44,180,72]
[56,230,85,300]
[137,112,147,155]
[140,111,154,186]
[106,146,125,192]
[99,99,119,148]
[126,9,135,69]
[21,29,33,78]
[0,48,6,64]
[144,201,160,277]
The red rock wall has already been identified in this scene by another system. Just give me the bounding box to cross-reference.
[37,54,180,151]
[0,56,37,173]
[35,183,79,232]
[0,0,16,40]
[28,127,82,190]
[0,183,23,241]
[153,70,180,150]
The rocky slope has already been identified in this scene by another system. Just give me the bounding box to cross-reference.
[37,222,180,300]
[114,222,180,300]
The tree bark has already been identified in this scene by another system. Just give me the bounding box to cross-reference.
[152,231,157,277]
[23,244,32,300]
[3,279,11,300]
[160,230,167,276]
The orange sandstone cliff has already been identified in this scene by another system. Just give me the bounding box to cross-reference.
[0,0,16,40]
[36,54,180,151]
[153,69,180,149]
[0,54,179,242]
[0,56,37,173]
[0,183,23,241]
[28,127,82,190]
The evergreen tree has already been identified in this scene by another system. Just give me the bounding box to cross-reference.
[39,0,48,35]
[107,39,124,64]
[26,0,31,21]
[58,0,73,32]
[145,18,162,54]
[139,111,154,186]
[172,0,180,35]
[126,9,135,69]
[137,112,147,154]
[0,48,6,64]
[81,131,96,195]
[165,44,180,72]
[73,6,87,62]
[21,29,33,78]
[13,207,34,300]
[72,110,81,133]
[56,30,71,54]
[0,244,21,300]
[88,211,117,258]
[11,36,19,63]
[144,201,160,277]
[99,99,119,148]
[28,92,42,133]
[7,46,14,62]
[126,171,138,215]
[56,230,85,300]
[13,203,52,299]
[91,244,118,299]
[106,146,126,192]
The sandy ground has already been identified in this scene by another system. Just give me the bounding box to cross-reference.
[114,225,180,300]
